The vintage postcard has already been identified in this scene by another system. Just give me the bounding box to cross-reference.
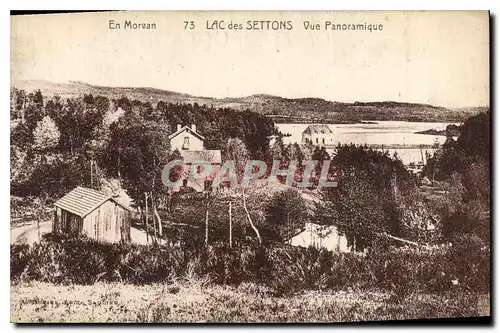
[10,11,490,323]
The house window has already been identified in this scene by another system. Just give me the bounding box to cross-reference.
[322,138,325,144]
[183,136,190,150]
[316,138,319,144]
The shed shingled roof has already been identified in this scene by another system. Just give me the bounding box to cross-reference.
[302,124,333,135]
[54,186,131,218]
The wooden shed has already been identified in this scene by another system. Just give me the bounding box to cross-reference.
[53,186,132,243]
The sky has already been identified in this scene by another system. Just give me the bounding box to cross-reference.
[11,11,490,108]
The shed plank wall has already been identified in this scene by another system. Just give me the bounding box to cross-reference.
[55,199,130,243]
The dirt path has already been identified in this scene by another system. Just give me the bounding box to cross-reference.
[130,227,149,245]
[10,221,52,245]
[11,221,149,245]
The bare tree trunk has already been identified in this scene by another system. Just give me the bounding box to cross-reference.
[154,205,162,244]
[393,172,398,204]
[229,201,232,248]
[37,215,41,242]
[287,211,291,244]
[37,197,47,242]
[145,192,149,245]
[138,206,143,230]
[205,201,210,245]
[241,187,262,244]
[377,232,419,247]
[90,160,93,189]
[167,191,172,213]
[21,94,25,122]
[117,152,121,185]
[151,192,157,244]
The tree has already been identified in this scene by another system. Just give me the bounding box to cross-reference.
[439,161,490,243]
[223,137,263,244]
[10,145,32,191]
[106,117,171,202]
[83,94,95,105]
[422,111,490,243]
[424,111,490,181]
[11,121,34,150]
[10,88,21,120]
[49,97,106,155]
[311,145,331,183]
[224,137,250,181]
[23,90,45,130]
[265,188,309,241]
[456,111,490,163]
[269,135,285,161]
[104,113,180,243]
[316,145,412,251]
[33,115,60,152]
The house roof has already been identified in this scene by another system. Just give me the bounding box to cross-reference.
[180,150,222,164]
[168,126,205,141]
[54,186,131,218]
[302,124,333,135]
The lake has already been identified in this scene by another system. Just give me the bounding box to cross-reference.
[276,121,458,166]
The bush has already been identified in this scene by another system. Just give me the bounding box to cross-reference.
[10,237,490,295]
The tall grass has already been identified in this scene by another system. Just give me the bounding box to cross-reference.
[11,235,489,296]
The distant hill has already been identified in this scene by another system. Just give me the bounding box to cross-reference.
[217,96,481,123]
[12,80,485,123]
[12,79,213,105]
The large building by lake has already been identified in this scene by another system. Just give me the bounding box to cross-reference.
[301,124,334,146]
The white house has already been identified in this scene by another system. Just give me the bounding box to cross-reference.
[302,124,333,146]
[168,124,222,192]
[288,222,350,252]
[168,124,205,151]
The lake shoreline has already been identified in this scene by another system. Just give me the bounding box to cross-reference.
[275,121,454,165]
[271,117,465,124]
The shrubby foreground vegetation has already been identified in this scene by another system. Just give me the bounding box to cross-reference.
[11,236,489,295]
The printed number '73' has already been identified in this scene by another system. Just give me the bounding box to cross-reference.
[184,21,195,30]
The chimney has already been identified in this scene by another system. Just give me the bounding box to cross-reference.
[191,124,196,132]
[177,124,182,132]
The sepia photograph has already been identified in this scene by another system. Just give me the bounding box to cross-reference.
[9,10,490,323]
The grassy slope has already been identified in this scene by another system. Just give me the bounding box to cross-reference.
[12,80,483,122]
[11,281,486,323]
